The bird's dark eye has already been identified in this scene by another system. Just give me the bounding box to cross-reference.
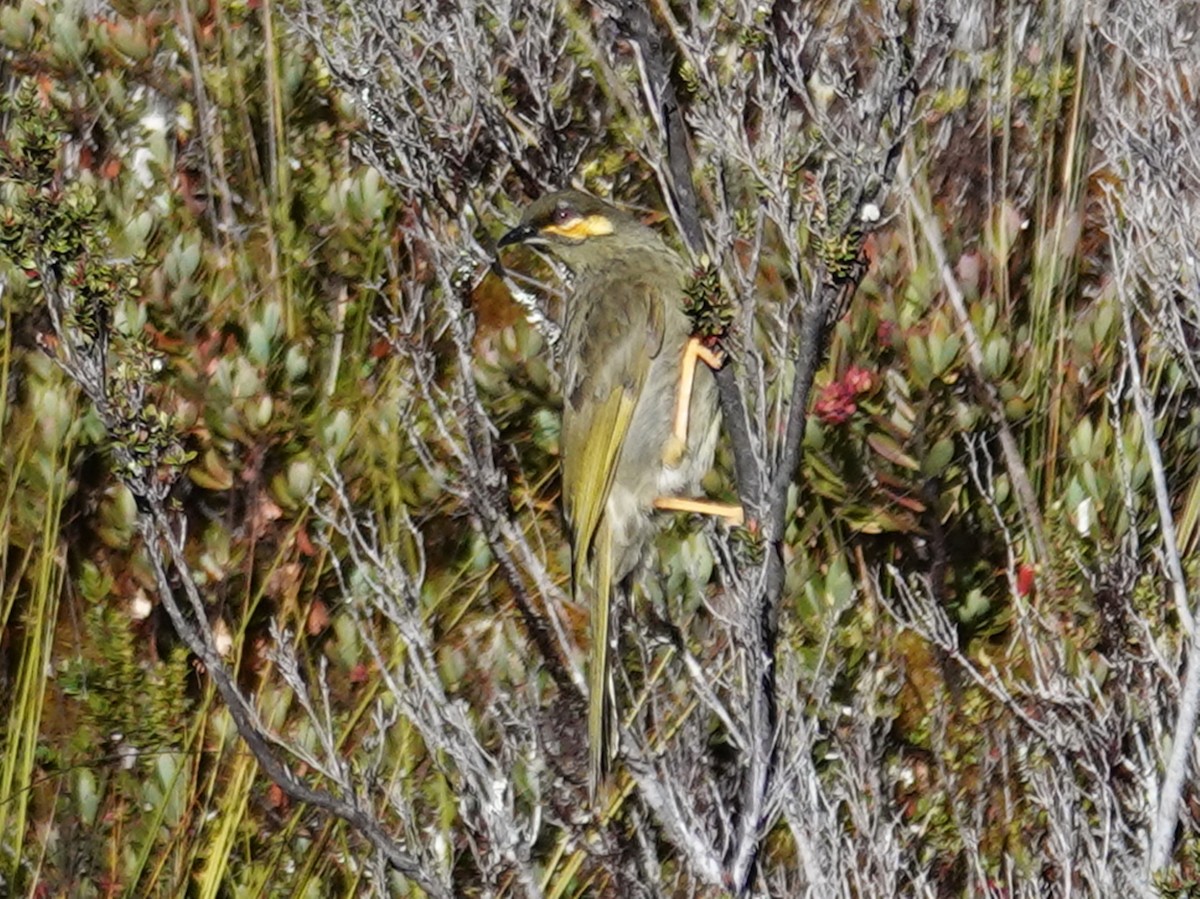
[553,204,574,224]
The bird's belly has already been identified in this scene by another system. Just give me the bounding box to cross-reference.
[597,337,721,580]
[603,482,652,581]
[656,407,720,495]
[603,402,719,582]
[611,364,720,503]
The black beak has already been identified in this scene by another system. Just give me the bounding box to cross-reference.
[497,223,537,249]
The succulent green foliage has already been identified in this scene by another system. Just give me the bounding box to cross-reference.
[1,81,192,493]
[0,88,107,324]
[58,588,193,755]
[0,2,417,891]
[818,230,862,282]
[682,257,735,339]
[1156,836,1200,897]
[0,0,1196,893]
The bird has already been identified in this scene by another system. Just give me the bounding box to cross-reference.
[497,189,742,799]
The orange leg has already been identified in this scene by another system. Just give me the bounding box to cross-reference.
[673,338,725,447]
[653,496,744,525]
[658,338,742,523]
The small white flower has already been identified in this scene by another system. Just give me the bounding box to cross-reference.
[130,591,153,620]
[1075,497,1092,535]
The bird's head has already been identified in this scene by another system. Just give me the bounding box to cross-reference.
[497,190,654,273]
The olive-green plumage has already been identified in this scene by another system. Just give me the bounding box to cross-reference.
[499,190,720,799]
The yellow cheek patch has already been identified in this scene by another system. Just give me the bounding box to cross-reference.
[541,214,614,240]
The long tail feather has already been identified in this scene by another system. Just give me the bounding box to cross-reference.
[587,521,615,802]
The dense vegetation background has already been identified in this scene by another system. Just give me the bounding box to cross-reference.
[2,0,1199,896]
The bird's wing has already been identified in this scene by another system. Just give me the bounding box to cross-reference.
[561,275,666,575]
[562,275,667,799]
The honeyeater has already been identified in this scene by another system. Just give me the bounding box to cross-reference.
[498,190,741,799]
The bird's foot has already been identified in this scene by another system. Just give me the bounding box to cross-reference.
[662,435,687,468]
[693,340,725,370]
